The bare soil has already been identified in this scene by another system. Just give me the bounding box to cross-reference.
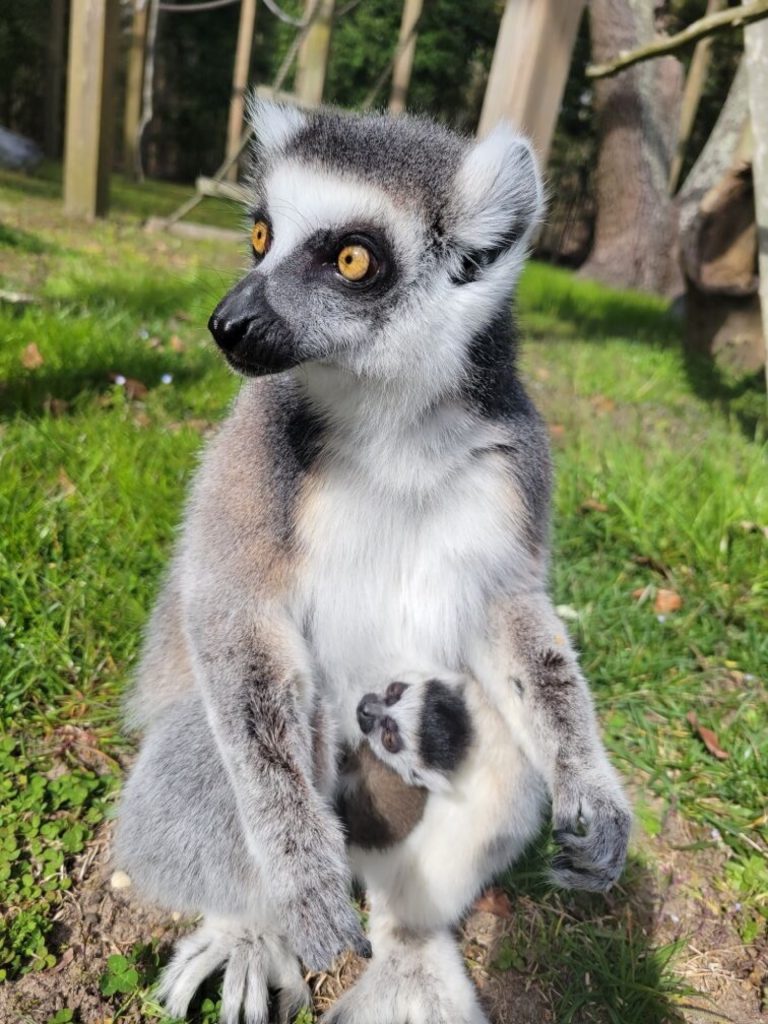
[2,809,765,1024]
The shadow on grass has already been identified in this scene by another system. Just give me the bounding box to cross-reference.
[0,222,49,254]
[520,262,767,440]
[0,350,210,419]
[488,837,694,1024]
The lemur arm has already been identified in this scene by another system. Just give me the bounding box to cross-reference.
[472,590,631,891]
[185,599,370,970]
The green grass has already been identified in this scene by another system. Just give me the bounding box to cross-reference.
[1,169,766,1020]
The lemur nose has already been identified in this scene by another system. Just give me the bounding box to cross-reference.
[356,693,382,734]
[208,312,249,353]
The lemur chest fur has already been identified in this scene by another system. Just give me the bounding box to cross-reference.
[293,421,528,743]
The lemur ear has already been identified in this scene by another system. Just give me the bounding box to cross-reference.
[247,96,308,156]
[452,123,543,259]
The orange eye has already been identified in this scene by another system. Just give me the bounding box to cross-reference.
[251,220,270,257]
[337,244,372,281]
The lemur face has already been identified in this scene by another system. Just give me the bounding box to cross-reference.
[208,101,542,384]
[356,678,472,792]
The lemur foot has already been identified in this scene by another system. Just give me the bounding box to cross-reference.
[551,777,632,893]
[156,919,310,1024]
[322,932,489,1024]
[356,677,472,792]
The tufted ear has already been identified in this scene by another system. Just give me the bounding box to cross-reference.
[247,96,308,156]
[452,123,544,258]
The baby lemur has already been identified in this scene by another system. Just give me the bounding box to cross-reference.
[339,676,473,849]
[115,100,631,1024]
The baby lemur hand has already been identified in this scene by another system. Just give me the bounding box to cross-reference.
[356,678,473,792]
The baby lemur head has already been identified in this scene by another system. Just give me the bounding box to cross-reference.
[208,101,543,388]
[356,678,473,792]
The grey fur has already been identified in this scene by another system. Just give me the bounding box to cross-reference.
[115,101,630,1024]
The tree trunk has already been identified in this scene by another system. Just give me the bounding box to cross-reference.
[742,0,768,382]
[678,62,762,374]
[580,0,683,295]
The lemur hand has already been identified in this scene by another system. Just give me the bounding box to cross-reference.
[278,838,371,971]
[551,771,631,893]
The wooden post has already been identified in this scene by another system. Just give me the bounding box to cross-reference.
[124,0,149,179]
[225,0,258,182]
[742,0,768,383]
[478,0,585,163]
[295,0,335,107]
[388,0,423,115]
[44,0,67,159]
[669,0,726,194]
[63,0,119,219]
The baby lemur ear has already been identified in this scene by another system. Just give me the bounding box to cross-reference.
[450,123,544,281]
[247,96,308,157]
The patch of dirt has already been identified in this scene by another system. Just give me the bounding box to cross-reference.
[645,808,767,1023]
[0,825,187,1024]
[2,812,765,1023]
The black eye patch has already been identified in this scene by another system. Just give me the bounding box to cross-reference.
[418,680,473,771]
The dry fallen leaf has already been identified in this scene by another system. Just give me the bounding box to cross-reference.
[549,423,565,441]
[654,588,682,614]
[21,342,44,369]
[43,396,69,417]
[686,710,729,760]
[169,334,186,353]
[591,394,616,414]
[110,373,149,400]
[474,888,514,919]
[580,498,609,514]
[56,468,77,497]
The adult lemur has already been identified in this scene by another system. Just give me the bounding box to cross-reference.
[115,102,631,1024]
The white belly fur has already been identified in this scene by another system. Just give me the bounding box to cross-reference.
[294,450,529,743]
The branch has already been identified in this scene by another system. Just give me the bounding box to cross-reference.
[586,0,768,79]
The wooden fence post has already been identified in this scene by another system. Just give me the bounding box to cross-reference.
[388,0,423,114]
[478,0,585,163]
[124,0,149,179]
[295,0,335,107]
[225,0,258,182]
[63,0,119,219]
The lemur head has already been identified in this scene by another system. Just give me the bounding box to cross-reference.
[209,100,543,390]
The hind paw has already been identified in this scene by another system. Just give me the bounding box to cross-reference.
[156,920,309,1024]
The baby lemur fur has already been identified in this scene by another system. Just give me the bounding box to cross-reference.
[115,101,631,1024]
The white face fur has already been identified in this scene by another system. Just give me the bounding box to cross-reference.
[210,101,544,414]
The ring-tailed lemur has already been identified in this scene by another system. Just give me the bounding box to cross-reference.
[115,101,631,1024]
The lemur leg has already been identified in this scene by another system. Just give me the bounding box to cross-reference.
[115,696,310,1023]
[472,590,632,891]
[182,602,368,970]
[326,687,547,1024]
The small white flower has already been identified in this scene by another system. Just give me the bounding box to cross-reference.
[161,373,173,385]
[114,374,126,386]
[656,614,666,623]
